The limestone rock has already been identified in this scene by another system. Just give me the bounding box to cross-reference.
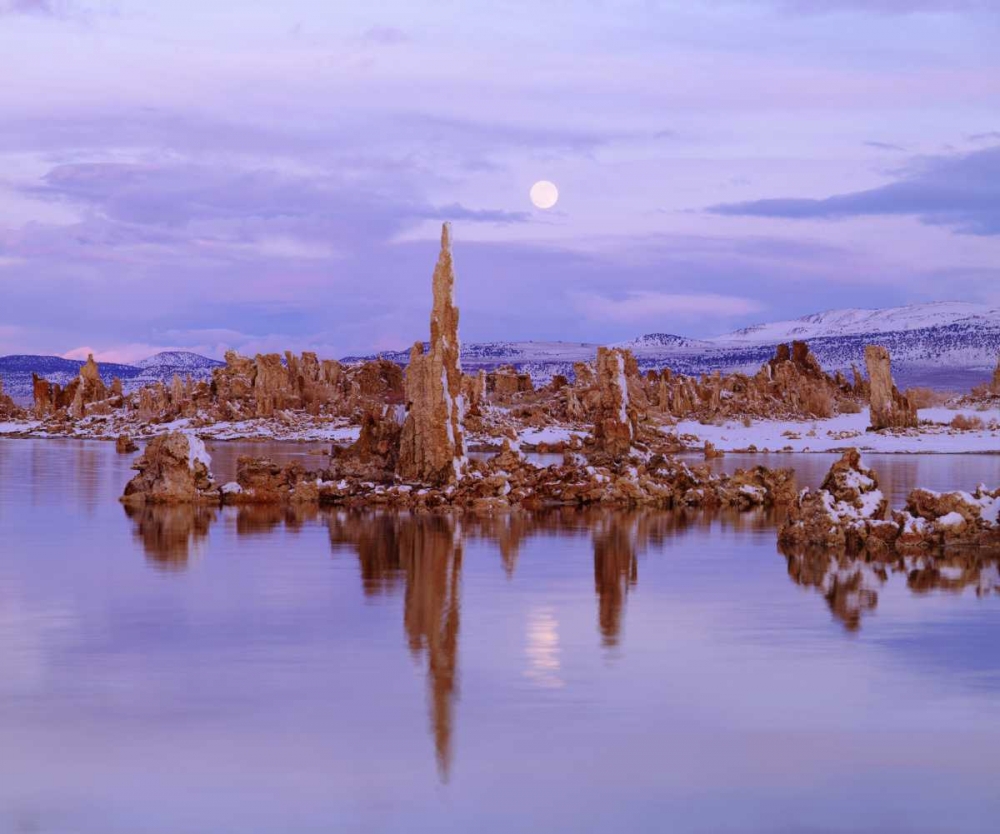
[781,450,999,556]
[0,379,24,419]
[121,432,217,506]
[397,223,467,484]
[69,353,109,418]
[779,449,889,551]
[487,365,533,401]
[591,347,634,456]
[345,405,405,472]
[221,457,318,504]
[461,371,487,417]
[865,345,917,430]
[115,434,139,454]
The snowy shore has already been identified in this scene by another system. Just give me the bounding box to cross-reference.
[2,406,999,455]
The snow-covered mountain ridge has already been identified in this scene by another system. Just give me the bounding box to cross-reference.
[348,303,1000,391]
[715,302,1000,344]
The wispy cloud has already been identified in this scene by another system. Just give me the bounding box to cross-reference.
[707,145,1000,235]
[0,0,57,16]
[864,140,906,151]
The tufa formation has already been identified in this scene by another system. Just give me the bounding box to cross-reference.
[396,223,468,484]
[864,345,917,430]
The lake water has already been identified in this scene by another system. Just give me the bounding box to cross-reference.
[1,439,999,834]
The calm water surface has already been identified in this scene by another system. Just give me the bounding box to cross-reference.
[1,439,999,834]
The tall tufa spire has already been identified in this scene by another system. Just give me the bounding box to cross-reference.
[396,223,468,484]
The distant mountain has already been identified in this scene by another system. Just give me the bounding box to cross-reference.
[715,302,1000,344]
[614,333,712,351]
[342,340,601,383]
[134,351,224,372]
[0,351,223,405]
[4,303,998,407]
[344,303,1000,391]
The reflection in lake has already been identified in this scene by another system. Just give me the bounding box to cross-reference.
[122,499,1000,781]
[330,513,463,779]
[123,504,217,570]
[4,438,1000,833]
[783,543,1000,631]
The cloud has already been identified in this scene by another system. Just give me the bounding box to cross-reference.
[21,160,527,243]
[707,145,1000,235]
[864,140,906,151]
[570,290,765,324]
[361,25,410,46]
[968,131,1000,142]
[0,0,56,15]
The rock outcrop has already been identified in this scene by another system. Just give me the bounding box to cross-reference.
[0,379,24,419]
[31,354,114,419]
[865,345,917,430]
[342,405,405,474]
[487,365,534,401]
[780,449,1000,556]
[396,223,467,484]
[557,340,854,427]
[120,432,218,506]
[214,445,796,514]
[32,374,58,417]
[69,354,109,418]
[115,434,139,454]
[780,449,892,552]
[592,347,634,456]
[207,350,402,420]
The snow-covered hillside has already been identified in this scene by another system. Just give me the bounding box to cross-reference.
[343,340,601,384]
[133,351,224,373]
[348,303,1000,391]
[716,302,1000,344]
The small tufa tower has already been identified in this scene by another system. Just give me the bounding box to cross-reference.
[396,223,468,484]
[864,344,917,430]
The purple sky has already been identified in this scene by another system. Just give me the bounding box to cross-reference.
[0,0,998,362]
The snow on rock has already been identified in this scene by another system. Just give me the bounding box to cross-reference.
[121,432,218,506]
[781,448,1000,555]
[396,223,468,484]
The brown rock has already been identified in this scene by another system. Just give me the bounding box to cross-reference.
[347,405,405,471]
[397,223,468,484]
[115,434,139,454]
[779,449,888,551]
[462,370,487,416]
[865,345,917,430]
[591,347,634,456]
[69,353,109,418]
[223,456,317,504]
[32,374,56,417]
[0,379,24,419]
[487,365,533,400]
[121,432,217,506]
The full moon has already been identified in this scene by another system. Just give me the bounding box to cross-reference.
[529,180,559,209]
